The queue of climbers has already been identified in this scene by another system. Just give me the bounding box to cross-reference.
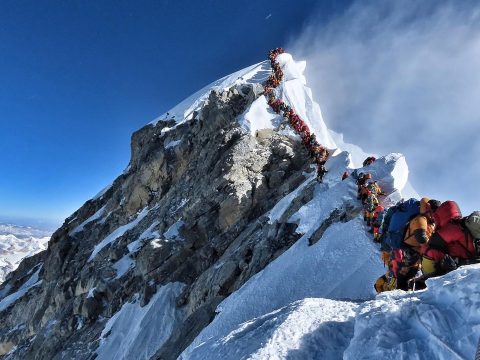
[264,48,479,293]
[264,48,330,182]
[351,164,480,293]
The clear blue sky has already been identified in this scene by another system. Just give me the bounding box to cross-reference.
[0,0,351,227]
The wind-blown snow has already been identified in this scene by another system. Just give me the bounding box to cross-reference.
[88,207,150,262]
[275,53,336,149]
[95,282,185,360]
[0,266,42,312]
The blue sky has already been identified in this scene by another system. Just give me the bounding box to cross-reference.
[2,0,479,229]
[0,0,350,227]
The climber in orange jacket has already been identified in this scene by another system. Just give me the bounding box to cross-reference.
[403,198,439,251]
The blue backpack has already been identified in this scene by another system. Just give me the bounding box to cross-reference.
[384,198,420,250]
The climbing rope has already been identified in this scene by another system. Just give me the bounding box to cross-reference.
[264,48,330,182]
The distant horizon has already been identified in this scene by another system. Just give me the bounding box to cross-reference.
[0,215,60,232]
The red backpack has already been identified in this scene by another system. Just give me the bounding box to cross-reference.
[433,201,462,228]
[430,222,476,260]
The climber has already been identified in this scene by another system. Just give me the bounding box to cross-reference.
[341,171,350,181]
[402,198,439,251]
[359,185,371,204]
[364,193,379,226]
[363,156,376,167]
[367,181,385,197]
[391,248,421,291]
[317,163,328,182]
[301,130,312,146]
[371,205,385,240]
[409,201,478,289]
[374,270,397,293]
[356,173,372,199]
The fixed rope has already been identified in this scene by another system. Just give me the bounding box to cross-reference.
[263,48,330,182]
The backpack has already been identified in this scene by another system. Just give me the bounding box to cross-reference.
[433,201,462,228]
[384,198,420,250]
[465,211,480,239]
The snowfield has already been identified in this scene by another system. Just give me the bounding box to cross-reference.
[0,224,51,284]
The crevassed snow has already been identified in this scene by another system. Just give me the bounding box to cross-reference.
[88,207,150,262]
[69,205,106,235]
[0,266,42,312]
[95,282,185,360]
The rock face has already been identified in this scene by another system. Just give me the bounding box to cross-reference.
[0,82,320,359]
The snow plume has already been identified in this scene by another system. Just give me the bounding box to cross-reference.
[289,0,480,214]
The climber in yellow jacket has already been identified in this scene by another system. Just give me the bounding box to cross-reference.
[403,198,440,251]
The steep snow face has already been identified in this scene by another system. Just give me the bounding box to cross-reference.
[181,265,480,360]
[181,152,409,358]
[238,53,337,150]
[95,282,185,360]
[152,52,340,153]
[0,224,50,283]
[150,61,271,127]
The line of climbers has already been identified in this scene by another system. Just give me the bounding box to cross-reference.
[263,48,330,182]
[351,160,480,293]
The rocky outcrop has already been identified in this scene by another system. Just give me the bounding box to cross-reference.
[0,83,322,359]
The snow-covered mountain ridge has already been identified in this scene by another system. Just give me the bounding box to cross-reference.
[0,52,478,360]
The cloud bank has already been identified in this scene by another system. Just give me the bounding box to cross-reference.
[289,0,480,214]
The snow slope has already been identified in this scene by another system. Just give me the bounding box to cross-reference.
[95,282,185,360]
[181,151,408,359]
[173,53,479,359]
[91,52,478,359]
[181,265,480,360]
[0,224,50,284]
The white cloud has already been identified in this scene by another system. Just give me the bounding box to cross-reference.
[289,0,480,214]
